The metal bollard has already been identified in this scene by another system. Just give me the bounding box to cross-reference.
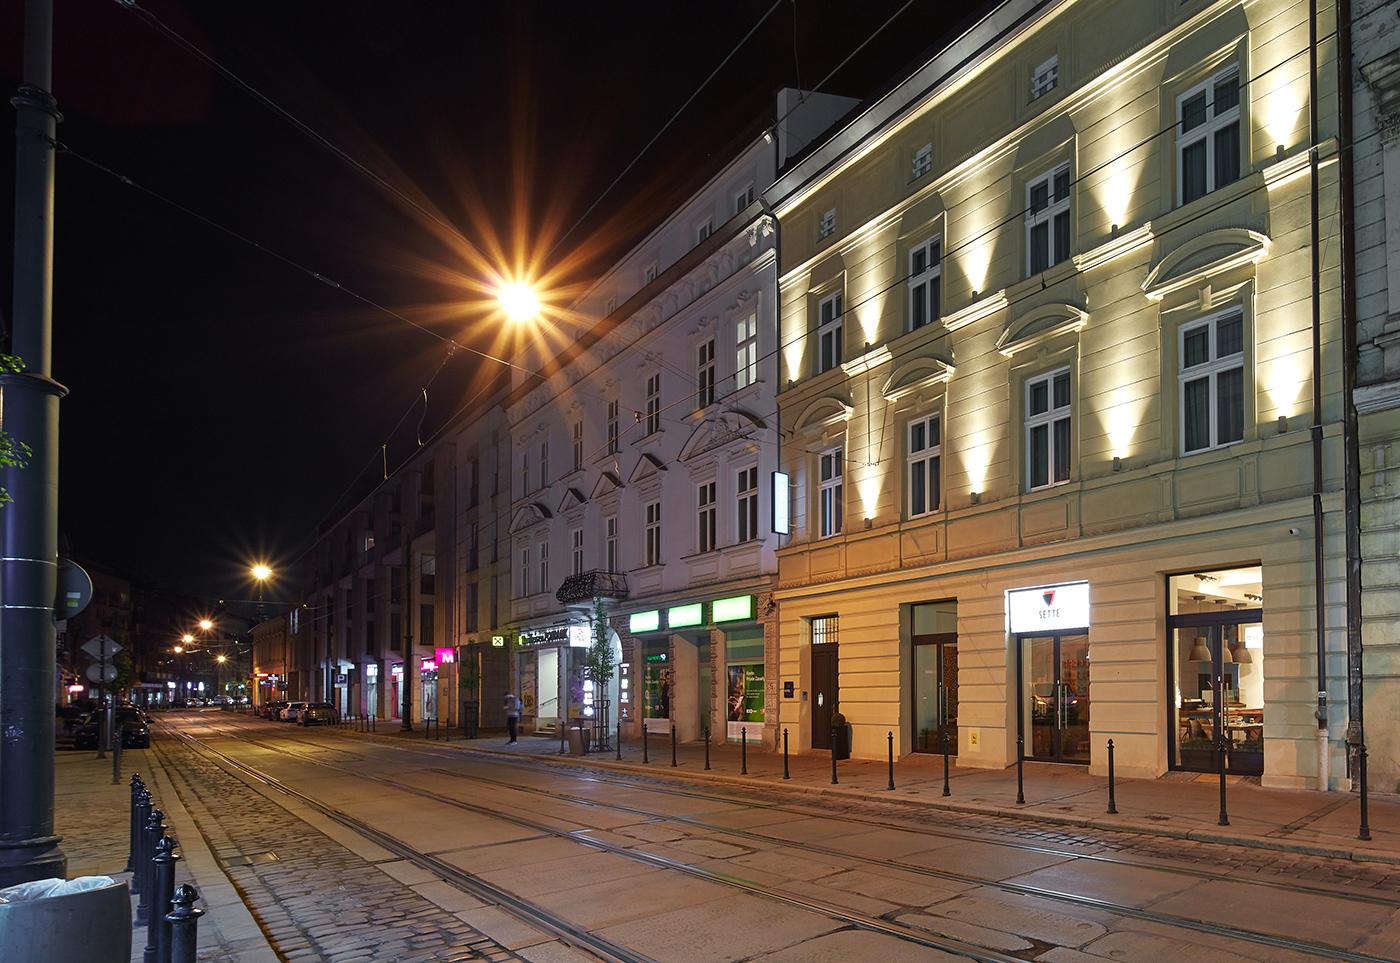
[1359,744,1372,842]
[783,728,790,780]
[371,714,376,733]
[671,724,678,767]
[165,884,204,963]
[642,722,649,764]
[137,808,166,925]
[146,835,180,963]
[703,726,711,771]
[126,774,145,873]
[1106,739,1118,814]
[1217,733,1229,826]
[113,734,122,785]
[887,731,895,791]
[132,789,152,895]
[425,717,431,740]
[1016,735,1025,805]
[830,727,838,785]
[741,727,748,775]
[615,715,622,761]
[941,729,951,797]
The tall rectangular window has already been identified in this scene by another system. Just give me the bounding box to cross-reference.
[520,450,530,495]
[644,501,662,566]
[571,528,584,576]
[735,183,755,213]
[538,539,549,593]
[572,420,583,471]
[1178,65,1241,205]
[539,438,549,488]
[736,466,759,542]
[696,219,713,244]
[697,481,717,553]
[607,399,619,454]
[696,339,715,408]
[909,237,942,330]
[465,582,479,633]
[519,546,530,597]
[911,143,932,180]
[818,208,836,240]
[736,312,758,389]
[907,414,942,517]
[605,515,618,572]
[816,293,843,374]
[1180,309,1245,454]
[819,447,844,538]
[1026,367,1072,490]
[1031,55,1059,99]
[1027,165,1071,275]
[645,373,661,435]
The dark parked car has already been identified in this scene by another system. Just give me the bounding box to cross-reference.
[260,700,286,720]
[298,703,338,727]
[73,707,150,749]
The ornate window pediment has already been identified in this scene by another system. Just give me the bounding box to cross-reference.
[508,502,552,534]
[789,395,853,432]
[556,487,588,514]
[679,408,766,462]
[881,353,955,400]
[590,471,622,499]
[627,452,667,484]
[996,302,1088,358]
[1142,228,1269,302]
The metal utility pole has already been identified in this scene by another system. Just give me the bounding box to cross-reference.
[401,538,413,730]
[0,0,66,886]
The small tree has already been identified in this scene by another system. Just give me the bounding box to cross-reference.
[582,599,616,745]
[0,354,30,507]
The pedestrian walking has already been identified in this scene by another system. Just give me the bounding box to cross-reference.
[503,691,521,744]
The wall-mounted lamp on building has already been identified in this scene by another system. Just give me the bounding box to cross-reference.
[1275,144,1285,161]
[971,290,980,301]
[970,491,981,505]
[1110,223,1119,239]
[864,516,872,530]
[1277,414,1288,434]
[763,128,775,145]
[1112,455,1123,472]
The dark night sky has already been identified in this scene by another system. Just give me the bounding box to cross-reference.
[0,1,981,606]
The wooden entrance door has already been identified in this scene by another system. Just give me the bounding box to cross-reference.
[811,644,838,749]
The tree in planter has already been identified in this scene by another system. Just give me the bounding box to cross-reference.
[582,599,616,749]
[0,354,31,508]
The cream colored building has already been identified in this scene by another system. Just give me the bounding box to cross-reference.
[771,0,1348,788]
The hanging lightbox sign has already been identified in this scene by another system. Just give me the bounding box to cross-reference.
[1007,582,1090,634]
[771,471,790,535]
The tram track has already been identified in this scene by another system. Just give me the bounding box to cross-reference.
[178,717,1397,962]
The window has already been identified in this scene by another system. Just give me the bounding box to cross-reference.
[539,438,549,488]
[818,208,836,240]
[1026,165,1071,275]
[726,315,754,394]
[907,414,942,517]
[606,296,617,315]
[697,481,717,553]
[519,546,530,597]
[696,219,713,244]
[1026,367,1072,490]
[736,466,759,542]
[538,538,549,593]
[644,263,658,284]
[607,399,619,454]
[520,450,530,495]
[645,373,661,435]
[644,501,662,566]
[911,143,932,180]
[735,183,755,213]
[909,237,942,330]
[572,420,583,471]
[1178,65,1241,205]
[696,338,716,408]
[1031,55,1058,99]
[819,447,844,538]
[605,515,618,572]
[421,554,436,595]
[571,528,584,576]
[363,533,375,553]
[816,293,843,373]
[465,582,479,632]
[1179,309,1245,454]
[812,615,839,645]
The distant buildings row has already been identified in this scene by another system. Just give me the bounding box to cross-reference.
[255,0,1400,795]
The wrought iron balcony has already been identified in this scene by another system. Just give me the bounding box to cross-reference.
[555,569,629,606]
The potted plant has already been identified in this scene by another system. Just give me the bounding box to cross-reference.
[829,711,851,760]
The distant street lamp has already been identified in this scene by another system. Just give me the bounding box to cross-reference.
[198,618,213,632]
[251,563,272,622]
[497,281,540,322]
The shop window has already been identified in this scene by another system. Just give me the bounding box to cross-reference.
[1179,309,1244,454]
[1026,367,1072,490]
[818,447,844,538]
[907,414,942,517]
[725,629,765,739]
[816,292,843,373]
[1026,164,1071,275]
[908,237,942,331]
[643,643,672,722]
[736,465,759,542]
[1177,64,1241,206]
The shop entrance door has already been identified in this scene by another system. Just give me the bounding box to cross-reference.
[1020,633,1090,763]
[811,644,838,749]
[913,636,958,753]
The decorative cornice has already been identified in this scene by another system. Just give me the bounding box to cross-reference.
[942,289,1009,332]
[1354,380,1400,416]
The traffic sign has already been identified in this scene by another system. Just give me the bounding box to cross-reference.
[54,558,93,621]
[85,663,118,684]
[80,635,122,661]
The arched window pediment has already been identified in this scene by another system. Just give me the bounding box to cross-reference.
[1142,228,1269,302]
[508,502,552,534]
[996,302,1088,358]
[881,354,956,401]
[790,395,852,432]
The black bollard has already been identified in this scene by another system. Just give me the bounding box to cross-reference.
[741,728,748,775]
[1217,733,1230,826]
[165,884,204,963]
[704,727,711,771]
[126,775,144,873]
[146,835,180,963]
[642,722,649,764]
[671,724,678,767]
[941,729,951,797]
[783,728,790,779]
[1016,735,1025,805]
[887,731,895,791]
[113,734,122,785]
[132,789,152,895]
[616,715,622,761]
[830,727,839,785]
[137,808,166,926]
[1359,744,1372,842]
[1106,738,1118,814]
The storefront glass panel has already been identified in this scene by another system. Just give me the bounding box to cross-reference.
[1020,633,1089,763]
[643,639,672,732]
[912,602,957,753]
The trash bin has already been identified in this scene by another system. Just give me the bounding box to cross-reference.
[567,724,591,755]
[0,876,131,963]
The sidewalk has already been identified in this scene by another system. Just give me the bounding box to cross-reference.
[54,746,277,963]
[362,721,1400,866]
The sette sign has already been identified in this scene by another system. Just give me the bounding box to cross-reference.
[1007,582,1090,634]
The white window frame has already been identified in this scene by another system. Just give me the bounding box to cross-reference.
[1025,366,1073,491]
[571,527,584,576]
[818,447,844,538]
[696,338,716,409]
[643,262,658,284]
[519,545,531,597]
[521,450,530,495]
[906,414,942,518]
[1031,55,1059,100]
[645,372,661,435]
[734,183,755,213]
[606,399,619,454]
[736,465,759,542]
[539,438,549,488]
[605,515,618,572]
[911,143,932,180]
[1178,308,1246,455]
[908,236,942,331]
[696,480,717,554]
[818,208,836,240]
[1025,164,1071,276]
[572,420,583,472]
[696,218,713,244]
[606,296,617,315]
[538,538,549,593]
[816,292,843,374]
[1176,64,1242,206]
[736,311,758,390]
[644,501,662,567]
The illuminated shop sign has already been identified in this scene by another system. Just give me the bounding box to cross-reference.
[419,658,437,673]
[1007,582,1090,634]
[629,610,661,633]
[712,595,753,623]
[771,471,790,534]
[434,647,455,664]
[667,603,703,628]
[568,625,591,648]
[491,635,506,647]
[520,626,571,647]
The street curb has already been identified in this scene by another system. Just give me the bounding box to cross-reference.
[340,726,1400,868]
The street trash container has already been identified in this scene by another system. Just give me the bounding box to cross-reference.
[567,724,591,755]
[0,875,131,963]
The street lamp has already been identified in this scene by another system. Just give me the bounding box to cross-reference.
[497,281,540,322]
[251,563,272,622]
[198,618,213,632]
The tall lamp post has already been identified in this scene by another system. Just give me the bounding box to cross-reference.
[251,564,272,623]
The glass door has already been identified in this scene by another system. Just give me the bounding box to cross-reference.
[1020,633,1090,763]
[913,636,957,753]
[1172,621,1264,774]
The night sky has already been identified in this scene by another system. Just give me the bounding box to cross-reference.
[0,1,981,606]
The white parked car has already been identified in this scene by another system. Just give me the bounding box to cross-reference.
[279,701,308,722]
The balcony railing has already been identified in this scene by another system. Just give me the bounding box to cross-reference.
[555,569,629,606]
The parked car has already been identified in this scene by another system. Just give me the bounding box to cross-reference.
[278,701,308,722]
[260,700,286,720]
[73,708,150,749]
[298,703,338,727]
